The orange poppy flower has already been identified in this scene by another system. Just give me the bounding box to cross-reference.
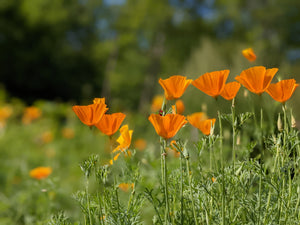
[0,105,13,122]
[148,114,187,139]
[192,70,230,98]
[235,66,278,95]
[159,75,192,100]
[134,138,147,151]
[187,113,216,136]
[95,112,126,136]
[172,99,185,114]
[29,167,52,180]
[220,82,241,100]
[118,183,134,192]
[266,79,299,104]
[72,99,108,126]
[22,106,42,124]
[242,48,256,62]
[61,127,75,139]
[151,95,164,112]
[112,125,133,153]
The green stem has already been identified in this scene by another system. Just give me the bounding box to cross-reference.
[86,179,93,225]
[263,191,271,225]
[218,110,225,225]
[258,164,262,225]
[180,154,184,224]
[161,139,170,224]
[231,99,236,172]
[186,155,198,225]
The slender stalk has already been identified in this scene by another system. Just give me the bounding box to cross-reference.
[257,163,262,225]
[186,155,198,225]
[180,154,184,224]
[160,138,170,224]
[231,98,236,172]
[127,183,135,211]
[85,179,93,225]
[231,99,236,223]
[218,110,225,225]
[263,191,271,225]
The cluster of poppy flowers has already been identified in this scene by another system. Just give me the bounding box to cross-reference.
[71,65,298,162]
[72,98,132,164]
[148,66,298,140]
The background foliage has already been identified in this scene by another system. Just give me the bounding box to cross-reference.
[0,0,299,112]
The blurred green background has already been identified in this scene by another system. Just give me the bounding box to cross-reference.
[0,1,300,223]
[0,0,299,114]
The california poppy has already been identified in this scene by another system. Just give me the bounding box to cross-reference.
[118,183,134,192]
[112,125,133,153]
[235,66,278,95]
[266,79,299,104]
[95,112,126,136]
[187,113,216,136]
[242,48,256,62]
[172,99,185,114]
[0,105,13,127]
[134,138,147,151]
[151,95,164,112]
[220,82,241,100]
[30,167,52,180]
[22,106,42,124]
[159,75,192,100]
[72,99,108,126]
[148,114,187,139]
[192,70,230,98]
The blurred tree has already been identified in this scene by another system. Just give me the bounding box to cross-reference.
[0,0,104,103]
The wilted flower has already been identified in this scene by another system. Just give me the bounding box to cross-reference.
[148,114,187,139]
[266,79,299,104]
[220,82,241,100]
[22,106,42,124]
[242,48,256,62]
[192,70,229,98]
[95,112,126,136]
[235,66,278,95]
[30,167,52,180]
[111,125,133,163]
[159,75,192,100]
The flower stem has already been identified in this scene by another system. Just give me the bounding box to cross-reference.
[85,179,93,225]
[180,154,184,224]
[160,138,170,224]
[218,110,226,225]
[186,155,198,225]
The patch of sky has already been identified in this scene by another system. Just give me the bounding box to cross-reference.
[215,19,234,39]
[287,49,300,62]
[103,0,126,6]
[66,31,82,50]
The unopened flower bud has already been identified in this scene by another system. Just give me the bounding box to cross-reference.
[291,114,296,128]
[243,90,248,98]
[236,134,240,145]
[277,113,283,131]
